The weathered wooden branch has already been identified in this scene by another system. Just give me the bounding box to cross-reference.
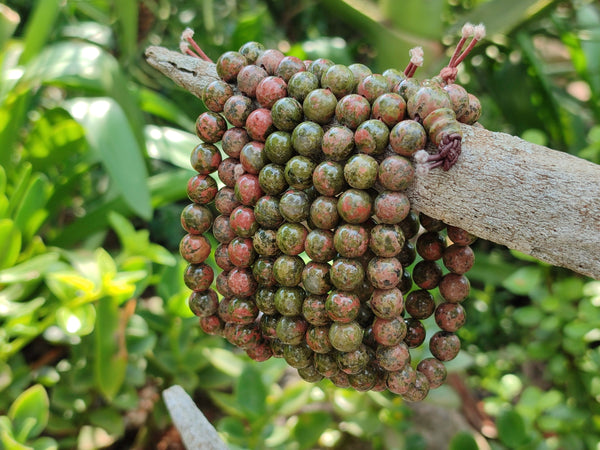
[162,385,228,449]
[145,46,600,280]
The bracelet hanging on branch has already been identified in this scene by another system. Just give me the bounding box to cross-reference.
[146,24,600,404]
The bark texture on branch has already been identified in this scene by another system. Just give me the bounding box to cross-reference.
[145,46,600,280]
[162,385,228,450]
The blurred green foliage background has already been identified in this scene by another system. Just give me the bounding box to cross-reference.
[0,0,599,448]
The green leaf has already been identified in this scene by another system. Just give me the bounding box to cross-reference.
[45,270,97,304]
[8,384,49,441]
[65,97,151,219]
[94,297,127,401]
[449,431,478,450]
[201,348,244,378]
[379,0,445,40]
[290,411,332,450]
[0,219,21,269]
[0,429,31,450]
[145,125,198,169]
[0,91,34,169]
[0,253,59,284]
[166,291,195,318]
[18,0,62,64]
[30,436,58,450]
[108,211,176,266]
[88,407,125,438]
[6,162,33,219]
[459,0,554,36]
[50,169,192,248]
[209,391,243,418]
[502,266,543,295]
[236,365,267,420]
[138,89,195,131]
[55,304,96,336]
[22,40,148,154]
[24,41,115,92]
[218,416,248,444]
[271,381,312,416]
[497,409,531,448]
[60,21,113,47]
[0,296,45,319]
[513,306,543,327]
[113,0,138,61]
[0,165,6,194]
[573,5,600,97]
[12,173,51,242]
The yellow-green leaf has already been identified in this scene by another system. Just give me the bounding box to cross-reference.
[8,384,49,441]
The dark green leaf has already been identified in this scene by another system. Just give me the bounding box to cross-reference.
[449,431,479,450]
[236,364,267,420]
[218,416,248,444]
[65,97,151,220]
[23,41,147,154]
[49,169,192,247]
[497,409,531,448]
[209,391,243,418]
[89,407,125,437]
[291,411,332,450]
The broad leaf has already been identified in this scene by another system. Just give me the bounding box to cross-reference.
[497,409,531,448]
[138,89,195,130]
[449,431,478,450]
[290,411,332,450]
[145,125,198,169]
[201,348,243,377]
[502,266,543,295]
[65,97,151,220]
[236,365,268,420]
[8,384,49,441]
[88,407,125,438]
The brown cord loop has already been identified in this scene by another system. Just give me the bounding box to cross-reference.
[426,133,462,171]
[439,66,458,85]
